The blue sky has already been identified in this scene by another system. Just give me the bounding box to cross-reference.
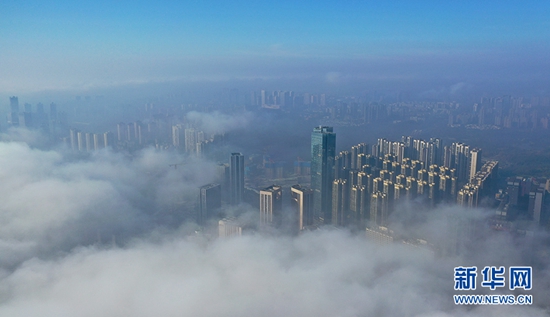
[1,1,549,94]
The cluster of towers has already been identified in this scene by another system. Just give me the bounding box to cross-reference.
[7,96,63,137]
[68,129,114,152]
[67,120,225,154]
[200,126,499,235]
[308,127,498,230]
[171,125,224,158]
[199,153,245,226]
[251,90,327,108]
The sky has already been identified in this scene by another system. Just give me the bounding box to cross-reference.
[1,1,550,95]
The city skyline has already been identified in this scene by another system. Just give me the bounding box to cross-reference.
[0,2,549,315]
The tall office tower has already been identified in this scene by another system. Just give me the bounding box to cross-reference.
[260,185,282,226]
[291,185,314,231]
[332,179,349,226]
[229,153,245,205]
[199,183,222,226]
[216,163,230,203]
[10,96,19,113]
[103,131,114,148]
[218,218,243,238]
[117,122,127,141]
[468,148,482,182]
[311,126,336,224]
[9,96,20,126]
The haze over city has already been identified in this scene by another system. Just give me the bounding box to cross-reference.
[0,1,549,316]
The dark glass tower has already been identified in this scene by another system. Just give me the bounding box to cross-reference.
[199,183,222,226]
[229,153,245,205]
[311,126,336,224]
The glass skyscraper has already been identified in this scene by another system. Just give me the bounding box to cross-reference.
[311,126,336,224]
[229,153,245,205]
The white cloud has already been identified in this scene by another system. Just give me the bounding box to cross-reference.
[0,140,547,316]
[186,111,252,135]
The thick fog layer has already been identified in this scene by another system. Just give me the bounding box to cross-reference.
[0,133,217,268]
[0,130,547,316]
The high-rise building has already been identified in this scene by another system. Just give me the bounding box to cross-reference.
[85,133,92,152]
[93,133,102,150]
[311,126,336,224]
[184,128,196,152]
[332,179,348,226]
[10,96,19,113]
[260,185,282,226]
[216,163,230,203]
[219,218,242,238]
[229,153,245,205]
[468,148,482,182]
[103,131,114,148]
[69,128,79,151]
[117,122,127,141]
[290,185,314,231]
[9,96,19,126]
[199,183,222,226]
[370,192,388,226]
[77,131,85,151]
[350,185,367,226]
[172,125,182,147]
